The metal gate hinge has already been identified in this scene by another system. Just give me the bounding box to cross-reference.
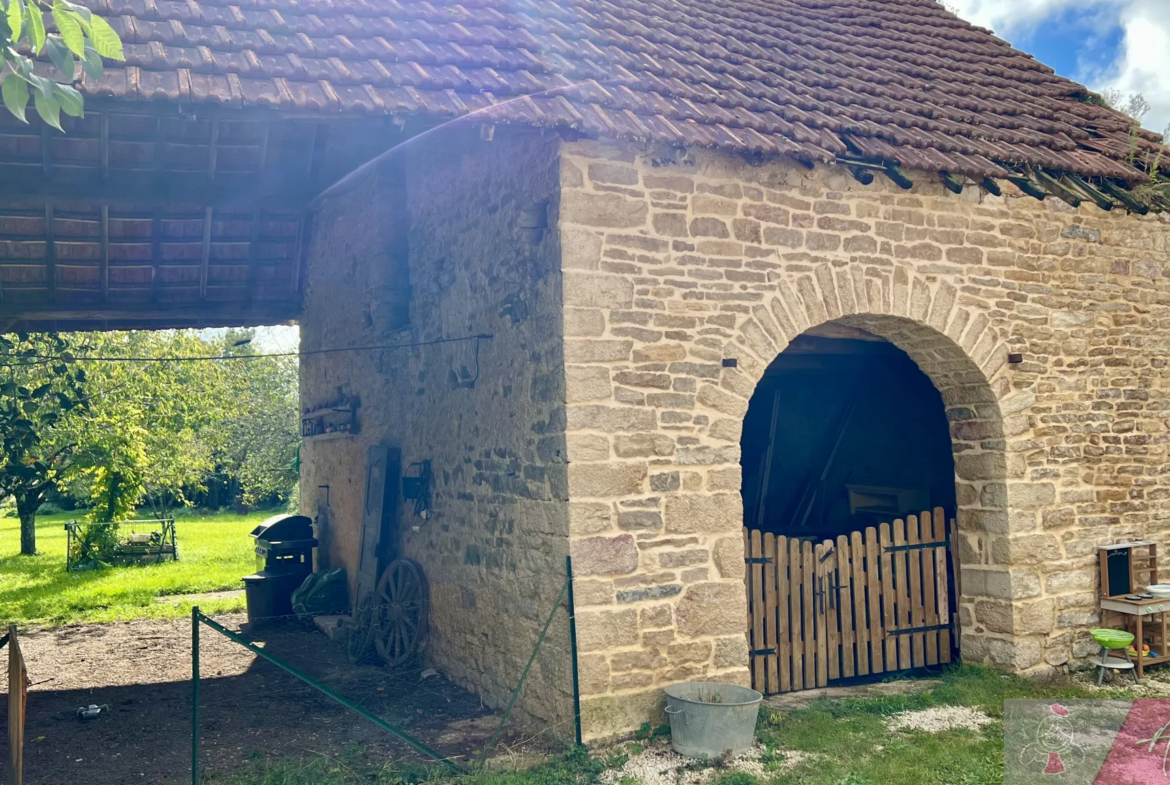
[749,648,776,656]
[744,557,773,564]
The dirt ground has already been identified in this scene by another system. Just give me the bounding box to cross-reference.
[0,614,546,785]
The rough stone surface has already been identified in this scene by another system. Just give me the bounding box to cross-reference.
[557,138,1170,739]
[304,125,1170,744]
[300,127,572,733]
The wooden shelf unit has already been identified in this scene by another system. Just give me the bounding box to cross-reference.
[1099,542,1166,678]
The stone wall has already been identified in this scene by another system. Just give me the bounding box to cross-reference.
[299,126,574,729]
[558,139,1170,739]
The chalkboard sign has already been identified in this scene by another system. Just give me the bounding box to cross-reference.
[1107,548,1132,597]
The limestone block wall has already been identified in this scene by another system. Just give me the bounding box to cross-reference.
[558,139,1170,740]
[299,127,573,729]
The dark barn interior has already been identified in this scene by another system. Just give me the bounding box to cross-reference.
[741,325,956,541]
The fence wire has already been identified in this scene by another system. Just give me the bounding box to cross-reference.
[188,556,582,783]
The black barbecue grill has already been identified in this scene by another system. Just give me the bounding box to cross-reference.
[242,514,318,624]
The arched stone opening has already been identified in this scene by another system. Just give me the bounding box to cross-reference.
[717,264,1021,677]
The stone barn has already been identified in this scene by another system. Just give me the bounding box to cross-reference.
[3,0,1170,742]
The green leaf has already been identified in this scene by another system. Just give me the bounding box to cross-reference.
[52,5,84,56]
[27,2,45,52]
[44,36,75,80]
[81,42,103,83]
[33,89,61,131]
[54,82,82,117]
[7,0,22,41]
[87,14,122,60]
[1,72,29,123]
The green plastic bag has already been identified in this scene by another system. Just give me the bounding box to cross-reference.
[291,568,349,618]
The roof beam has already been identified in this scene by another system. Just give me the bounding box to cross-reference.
[979,177,1002,197]
[1031,168,1082,208]
[0,169,316,211]
[939,171,964,194]
[0,302,300,324]
[1098,178,1150,215]
[1005,176,1047,201]
[883,163,914,190]
[1065,174,1115,212]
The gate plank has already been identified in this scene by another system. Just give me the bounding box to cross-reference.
[814,542,828,687]
[922,510,940,666]
[907,514,925,669]
[838,534,855,678]
[938,510,954,662]
[764,533,780,694]
[879,523,897,670]
[893,519,911,670]
[790,537,804,691]
[826,541,841,681]
[778,535,791,693]
[751,529,765,691]
[803,540,816,689]
[867,527,884,674]
[851,529,870,677]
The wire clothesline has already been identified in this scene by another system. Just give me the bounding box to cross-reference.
[0,332,492,364]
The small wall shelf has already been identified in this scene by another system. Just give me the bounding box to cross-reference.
[302,395,360,441]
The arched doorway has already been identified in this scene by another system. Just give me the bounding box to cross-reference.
[737,313,1000,694]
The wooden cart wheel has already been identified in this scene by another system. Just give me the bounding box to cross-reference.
[346,591,375,665]
[373,559,429,667]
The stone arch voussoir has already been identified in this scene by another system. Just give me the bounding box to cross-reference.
[711,262,1039,668]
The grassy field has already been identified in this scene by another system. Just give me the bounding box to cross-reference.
[214,665,1122,785]
[0,508,271,626]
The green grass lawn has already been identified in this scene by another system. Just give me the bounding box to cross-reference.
[212,665,1122,785]
[0,508,273,626]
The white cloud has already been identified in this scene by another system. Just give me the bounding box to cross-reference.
[1093,2,1170,136]
[945,0,1170,135]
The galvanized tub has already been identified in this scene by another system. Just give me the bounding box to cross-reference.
[663,681,763,759]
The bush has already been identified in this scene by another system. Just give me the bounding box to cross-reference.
[37,501,66,516]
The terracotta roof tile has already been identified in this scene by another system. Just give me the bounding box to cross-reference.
[75,0,1168,182]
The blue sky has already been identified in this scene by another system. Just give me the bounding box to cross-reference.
[948,0,1170,136]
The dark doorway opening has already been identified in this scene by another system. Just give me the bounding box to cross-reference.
[741,324,956,541]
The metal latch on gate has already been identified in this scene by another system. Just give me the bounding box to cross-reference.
[887,623,952,636]
[885,541,948,553]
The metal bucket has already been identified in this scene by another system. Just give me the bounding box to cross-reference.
[663,681,763,759]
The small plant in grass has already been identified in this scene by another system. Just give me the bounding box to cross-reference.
[708,772,757,785]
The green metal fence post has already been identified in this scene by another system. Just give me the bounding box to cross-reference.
[484,576,569,753]
[192,606,200,785]
[566,555,582,747]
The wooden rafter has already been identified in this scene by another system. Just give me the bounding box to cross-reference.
[44,205,56,302]
[100,205,110,301]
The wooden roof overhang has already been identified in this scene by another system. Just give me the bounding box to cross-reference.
[0,101,350,333]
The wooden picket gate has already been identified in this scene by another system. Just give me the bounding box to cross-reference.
[743,508,957,695]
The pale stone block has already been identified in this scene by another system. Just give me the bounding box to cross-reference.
[568,463,648,497]
[565,366,612,403]
[665,493,742,534]
[572,534,639,576]
[676,582,747,638]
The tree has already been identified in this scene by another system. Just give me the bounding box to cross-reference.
[1,0,122,127]
[65,331,227,519]
[208,330,300,508]
[0,333,88,554]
